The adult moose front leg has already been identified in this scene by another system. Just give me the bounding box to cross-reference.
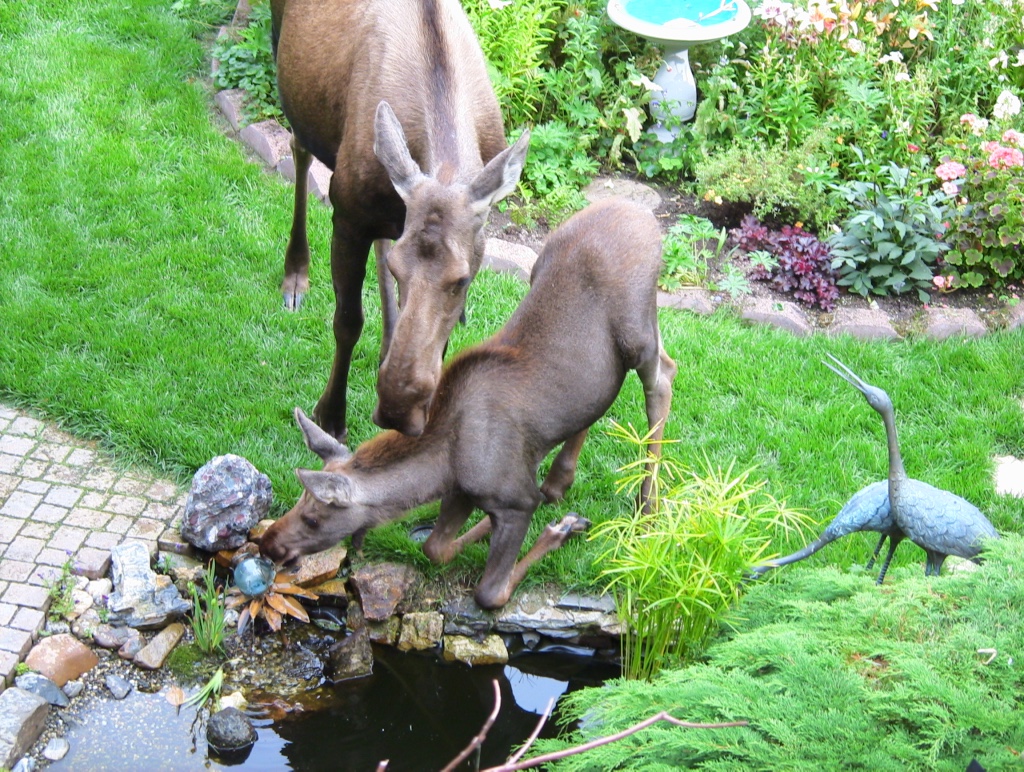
[312,216,373,442]
[281,134,313,311]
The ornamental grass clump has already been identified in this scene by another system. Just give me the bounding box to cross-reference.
[592,424,812,681]
[188,562,227,656]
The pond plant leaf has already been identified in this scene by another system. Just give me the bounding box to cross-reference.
[263,605,283,632]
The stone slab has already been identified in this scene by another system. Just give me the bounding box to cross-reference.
[239,120,291,169]
[0,687,49,769]
[924,307,987,340]
[583,177,661,211]
[483,239,537,283]
[657,288,715,315]
[740,298,812,337]
[828,306,900,340]
[215,88,245,132]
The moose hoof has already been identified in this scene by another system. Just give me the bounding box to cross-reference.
[282,291,306,311]
[549,512,591,537]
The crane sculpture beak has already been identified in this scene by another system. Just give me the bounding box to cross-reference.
[822,353,873,396]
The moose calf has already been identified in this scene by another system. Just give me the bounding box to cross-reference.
[261,198,677,609]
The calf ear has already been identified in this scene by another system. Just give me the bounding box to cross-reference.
[295,408,351,463]
[374,100,426,202]
[468,129,531,215]
[297,469,353,506]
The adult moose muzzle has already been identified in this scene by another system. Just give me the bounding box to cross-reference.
[261,198,677,609]
[270,0,530,440]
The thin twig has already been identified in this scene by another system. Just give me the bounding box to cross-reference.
[440,680,502,772]
[483,711,748,771]
[506,697,556,765]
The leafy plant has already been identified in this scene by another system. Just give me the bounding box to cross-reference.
[187,562,227,656]
[659,215,725,290]
[939,128,1024,289]
[167,667,225,710]
[211,1,283,125]
[715,263,753,301]
[44,557,76,622]
[14,662,32,677]
[592,424,811,681]
[736,216,840,311]
[829,147,950,302]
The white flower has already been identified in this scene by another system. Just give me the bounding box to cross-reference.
[989,50,1010,69]
[879,51,904,64]
[993,89,1022,121]
[1016,50,1024,66]
[951,0,964,5]
[894,72,911,82]
[754,0,795,23]
[845,38,866,54]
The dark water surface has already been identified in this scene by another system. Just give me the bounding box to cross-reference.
[53,645,617,772]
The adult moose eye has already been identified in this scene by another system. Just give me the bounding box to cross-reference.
[301,514,319,530]
[450,276,470,295]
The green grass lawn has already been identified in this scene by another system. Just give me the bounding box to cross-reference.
[1,0,1023,599]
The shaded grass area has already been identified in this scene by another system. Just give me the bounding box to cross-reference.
[1,0,1022,599]
[534,536,1024,770]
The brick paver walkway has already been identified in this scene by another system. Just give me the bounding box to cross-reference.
[0,405,185,691]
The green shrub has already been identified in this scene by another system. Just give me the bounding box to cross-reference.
[658,215,725,291]
[188,561,227,656]
[591,425,811,681]
[829,148,950,301]
[536,536,1024,770]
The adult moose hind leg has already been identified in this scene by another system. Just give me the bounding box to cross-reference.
[636,333,676,511]
[312,216,373,441]
[281,134,314,311]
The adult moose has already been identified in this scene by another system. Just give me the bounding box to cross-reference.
[271,0,530,440]
[261,198,677,609]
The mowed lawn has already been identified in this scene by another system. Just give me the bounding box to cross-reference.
[1,0,1022,592]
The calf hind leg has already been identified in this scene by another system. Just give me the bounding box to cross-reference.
[474,511,590,609]
[422,492,492,565]
[540,429,589,503]
[281,135,313,311]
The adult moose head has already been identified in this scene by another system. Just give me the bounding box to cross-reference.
[271,0,530,440]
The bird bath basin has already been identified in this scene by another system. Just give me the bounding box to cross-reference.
[607,0,751,139]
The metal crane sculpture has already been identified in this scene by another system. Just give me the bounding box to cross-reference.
[753,355,998,582]
[749,479,904,583]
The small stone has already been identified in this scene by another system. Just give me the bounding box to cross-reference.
[326,628,373,683]
[105,674,133,700]
[247,519,275,541]
[306,578,350,606]
[42,738,70,762]
[93,624,138,650]
[397,611,444,652]
[292,542,347,587]
[350,563,420,621]
[207,707,257,754]
[12,757,38,772]
[118,633,146,660]
[14,673,69,708]
[442,634,509,666]
[219,691,248,712]
[86,578,112,603]
[108,542,191,630]
[62,680,84,699]
[134,622,185,670]
[24,634,99,687]
[44,620,71,636]
[0,688,48,770]
[365,616,400,645]
[71,608,102,639]
[181,454,273,552]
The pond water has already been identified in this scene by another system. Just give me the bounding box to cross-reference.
[52,645,618,771]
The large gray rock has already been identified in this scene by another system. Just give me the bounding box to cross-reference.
[182,454,272,551]
[0,688,49,769]
[108,541,191,630]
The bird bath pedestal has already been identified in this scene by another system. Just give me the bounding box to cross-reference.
[607,0,752,141]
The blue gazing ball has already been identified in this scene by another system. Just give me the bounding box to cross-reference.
[233,554,276,597]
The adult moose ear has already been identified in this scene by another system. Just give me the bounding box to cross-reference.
[467,129,531,217]
[294,407,351,464]
[374,100,427,201]
[296,468,353,506]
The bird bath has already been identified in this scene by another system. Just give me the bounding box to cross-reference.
[607,0,751,140]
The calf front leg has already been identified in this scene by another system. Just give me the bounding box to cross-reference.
[312,217,372,441]
[636,339,677,511]
[281,135,313,311]
[540,429,589,503]
[422,492,491,564]
[474,511,590,610]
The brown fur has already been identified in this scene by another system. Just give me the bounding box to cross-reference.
[271,0,529,441]
[262,198,677,609]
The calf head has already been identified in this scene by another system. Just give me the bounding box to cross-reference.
[260,408,384,566]
[371,101,530,435]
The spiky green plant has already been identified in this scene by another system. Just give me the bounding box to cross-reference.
[188,562,227,656]
[592,423,812,681]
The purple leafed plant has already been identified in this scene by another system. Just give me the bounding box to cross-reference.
[736,215,840,311]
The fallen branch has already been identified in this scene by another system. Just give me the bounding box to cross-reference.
[439,680,503,772]
[506,696,556,765]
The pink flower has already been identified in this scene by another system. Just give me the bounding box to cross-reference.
[935,161,967,180]
[960,113,980,125]
[988,146,1024,169]
[1002,129,1024,145]
[907,143,921,152]
[941,181,959,195]
[981,140,1000,153]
